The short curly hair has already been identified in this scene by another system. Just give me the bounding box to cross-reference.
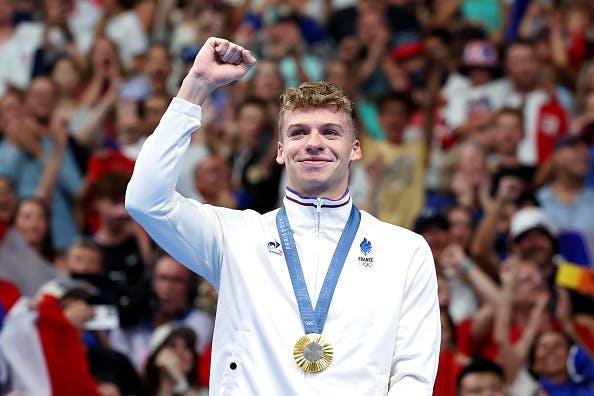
[278,81,356,139]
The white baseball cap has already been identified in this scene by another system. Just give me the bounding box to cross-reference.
[510,207,558,240]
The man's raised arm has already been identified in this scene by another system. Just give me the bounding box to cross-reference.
[125,38,256,286]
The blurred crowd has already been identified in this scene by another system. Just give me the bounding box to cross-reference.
[0,0,594,395]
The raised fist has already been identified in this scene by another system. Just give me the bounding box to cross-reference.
[188,37,257,90]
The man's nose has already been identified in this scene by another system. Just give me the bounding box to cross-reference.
[305,130,324,150]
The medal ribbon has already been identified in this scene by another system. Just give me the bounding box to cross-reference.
[276,205,360,334]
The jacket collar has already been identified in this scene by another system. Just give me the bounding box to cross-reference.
[282,187,352,229]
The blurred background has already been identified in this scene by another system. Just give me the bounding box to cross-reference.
[0,0,594,395]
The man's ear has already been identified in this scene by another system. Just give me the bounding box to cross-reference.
[276,140,285,165]
[350,139,361,162]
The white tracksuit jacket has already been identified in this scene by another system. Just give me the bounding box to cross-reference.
[125,98,440,395]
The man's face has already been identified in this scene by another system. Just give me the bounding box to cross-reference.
[448,208,473,249]
[144,95,169,132]
[144,46,171,92]
[554,142,591,179]
[505,44,539,91]
[237,103,266,148]
[422,225,449,262]
[94,198,129,234]
[253,61,283,101]
[116,101,143,145]
[194,156,231,199]
[26,78,56,122]
[512,229,554,271]
[277,108,360,198]
[15,200,47,247]
[459,372,506,396]
[533,331,570,378]
[513,260,547,307]
[379,100,409,143]
[493,113,523,157]
[66,245,103,275]
[152,257,191,315]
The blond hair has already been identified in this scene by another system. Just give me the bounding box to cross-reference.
[278,81,356,139]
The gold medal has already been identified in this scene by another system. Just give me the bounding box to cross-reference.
[293,333,333,372]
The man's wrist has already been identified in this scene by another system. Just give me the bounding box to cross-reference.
[177,74,217,106]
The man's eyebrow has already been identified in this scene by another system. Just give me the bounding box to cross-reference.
[286,123,344,130]
[287,123,309,129]
[321,123,344,130]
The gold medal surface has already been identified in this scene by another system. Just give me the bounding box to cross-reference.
[293,333,333,372]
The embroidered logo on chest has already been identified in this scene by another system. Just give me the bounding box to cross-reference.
[267,240,283,255]
[358,238,374,268]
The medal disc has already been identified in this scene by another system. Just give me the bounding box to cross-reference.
[293,334,333,372]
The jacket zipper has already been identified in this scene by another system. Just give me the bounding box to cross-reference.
[316,198,322,237]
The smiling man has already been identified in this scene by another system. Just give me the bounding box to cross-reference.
[126,37,440,395]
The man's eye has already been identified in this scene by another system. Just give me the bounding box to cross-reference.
[324,129,340,136]
[290,129,306,136]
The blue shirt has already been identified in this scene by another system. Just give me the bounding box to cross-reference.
[539,378,594,396]
[537,186,594,236]
[0,138,82,250]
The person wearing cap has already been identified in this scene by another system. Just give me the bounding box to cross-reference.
[508,206,558,276]
[444,39,506,136]
[126,37,440,395]
[537,135,594,236]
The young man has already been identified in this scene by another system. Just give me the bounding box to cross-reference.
[126,37,439,395]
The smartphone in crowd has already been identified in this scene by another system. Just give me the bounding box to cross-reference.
[85,305,120,330]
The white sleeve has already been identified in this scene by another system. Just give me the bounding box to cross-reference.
[388,236,441,395]
[125,97,225,287]
[443,90,468,130]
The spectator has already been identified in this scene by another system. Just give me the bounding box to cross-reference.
[362,91,426,229]
[110,253,214,372]
[499,38,569,166]
[193,154,241,209]
[248,59,284,125]
[0,76,83,251]
[143,325,202,396]
[90,172,152,290]
[444,40,502,137]
[142,43,173,97]
[229,97,282,213]
[537,135,594,235]
[456,359,507,396]
[12,197,55,262]
[531,329,594,396]
[96,0,149,70]
[143,92,170,135]
[0,0,47,95]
